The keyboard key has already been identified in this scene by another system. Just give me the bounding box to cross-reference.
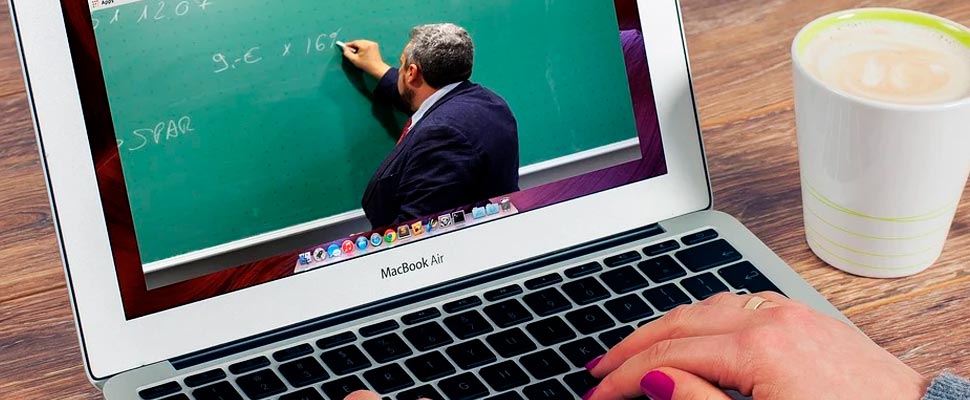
[600,266,649,294]
[184,369,226,388]
[564,262,603,278]
[402,308,441,325]
[278,357,329,387]
[139,381,181,399]
[160,395,189,400]
[443,296,483,313]
[681,273,730,300]
[560,337,606,368]
[638,255,687,283]
[524,273,563,290]
[321,376,368,400]
[361,320,401,337]
[643,240,680,257]
[682,229,719,245]
[604,294,654,323]
[363,333,413,363]
[486,393,524,400]
[192,381,242,400]
[561,278,610,305]
[522,288,572,317]
[446,340,496,370]
[643,284,692,312]
[480,361,530,392]
[403,321,454,351]
[598,325,635,348]
[398,385,444,400]
[604,251,642,267]
[364,364,415,394]
[484,284,523,301]
[563,370,600,396]
[321,345,372,375]
[565,305,616,335]
[235,369,286,399]
[438,372,489,400]
[273,343,314,362]
[228,356,269,375]
[443,310,494,339]
[485,328,537,358]
[280,388,324,400]
[675,239,742,272]
[718,262,783,294]
[483,299,533,328]
[405,352,456,382]
[525,317,577,346]
[520,349,569,380]
[316,331,356,350]
[523,379,572,399]
[638,317,661,327]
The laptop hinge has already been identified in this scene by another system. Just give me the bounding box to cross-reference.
[170,223,664,370]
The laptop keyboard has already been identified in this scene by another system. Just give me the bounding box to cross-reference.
[137,228,783,400]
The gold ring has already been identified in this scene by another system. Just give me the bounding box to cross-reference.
[743,296,769,310]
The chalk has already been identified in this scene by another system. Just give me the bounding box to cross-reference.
[335,41,358,54]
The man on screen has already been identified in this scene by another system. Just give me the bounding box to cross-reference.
[340,23,520,228]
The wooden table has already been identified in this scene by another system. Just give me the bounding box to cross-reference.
[1,1,968,398]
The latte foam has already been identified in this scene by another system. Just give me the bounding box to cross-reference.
[801,20,970,105]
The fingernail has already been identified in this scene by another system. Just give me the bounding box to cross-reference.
[582,387,597,400]
[585,355,604,370]
[640,370,675,400]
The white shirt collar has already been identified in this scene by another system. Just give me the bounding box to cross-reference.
[407,81,463,131]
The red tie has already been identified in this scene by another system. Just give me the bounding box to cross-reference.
[398,118,413,145]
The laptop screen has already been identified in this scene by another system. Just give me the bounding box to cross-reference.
[62,0,667,319]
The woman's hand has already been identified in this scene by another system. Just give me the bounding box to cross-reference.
[344,390,428,400]
[585,292,928,400]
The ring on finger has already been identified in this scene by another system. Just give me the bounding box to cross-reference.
[743,296,771,310]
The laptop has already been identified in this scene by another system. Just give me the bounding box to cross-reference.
[11,0,847,399]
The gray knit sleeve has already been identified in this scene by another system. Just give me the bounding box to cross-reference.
[923,372,970,400]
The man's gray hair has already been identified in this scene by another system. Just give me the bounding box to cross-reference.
[407,23,474,88]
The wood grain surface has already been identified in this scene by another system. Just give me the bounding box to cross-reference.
[1,1,969,398]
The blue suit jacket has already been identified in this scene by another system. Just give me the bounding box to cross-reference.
[362,68,520,228]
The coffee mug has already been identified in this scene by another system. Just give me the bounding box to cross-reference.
[792,8,970,278]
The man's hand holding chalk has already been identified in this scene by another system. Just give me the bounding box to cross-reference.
[335,41,358,54]
[337,39,392,80]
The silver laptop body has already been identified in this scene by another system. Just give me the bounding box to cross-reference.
[8,0,846,399]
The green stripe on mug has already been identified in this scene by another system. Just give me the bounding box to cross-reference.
[804,204,951,241]
[805,183,959,223]
[805,224,937,258]
[796,8,970,55]
[806,236,938,271]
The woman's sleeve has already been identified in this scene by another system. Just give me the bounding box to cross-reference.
[923,372,970,400]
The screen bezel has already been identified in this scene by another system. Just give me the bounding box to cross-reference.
[11,0,710,380]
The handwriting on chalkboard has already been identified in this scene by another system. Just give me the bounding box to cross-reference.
[210,29,342,73]
[116,116,194,152]
[93,0,212,30]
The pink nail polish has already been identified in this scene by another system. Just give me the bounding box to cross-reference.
[584,355,604,370]
[582,387,597,400]
[640,370,675,400]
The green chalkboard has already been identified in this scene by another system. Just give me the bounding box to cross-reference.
[91,0,638,264]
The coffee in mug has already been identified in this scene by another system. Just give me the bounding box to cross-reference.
[800,18,970,105]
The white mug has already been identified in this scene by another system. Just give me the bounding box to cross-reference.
[792,8,970,278]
